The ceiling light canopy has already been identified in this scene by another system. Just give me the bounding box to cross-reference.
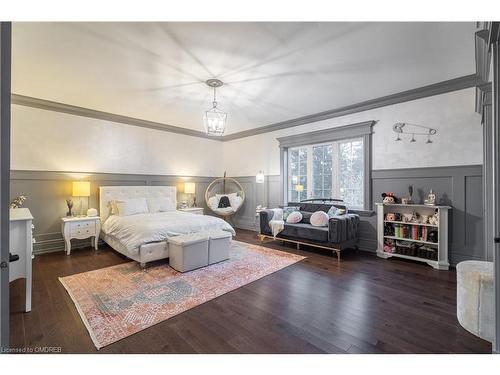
[203,79,227,136]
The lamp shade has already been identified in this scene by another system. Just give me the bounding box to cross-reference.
[184,182,196,194]
[72,181,90,197]
[294,184,304,193]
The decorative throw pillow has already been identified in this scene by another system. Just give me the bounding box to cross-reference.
[327,206,339,217]
[146,197,175,213]
[327,206,348,217]
[218,196,231,208]
[300,211,313,224]
[208,196,219,210]
[310,211,330,227]
[230,195,243,210]
[283,206,300,220]
[286,211,303,224]
[115,198,149,216]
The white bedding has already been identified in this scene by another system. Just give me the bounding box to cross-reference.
[102,211,235,254]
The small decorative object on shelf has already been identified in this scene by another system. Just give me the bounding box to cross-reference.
[424,189,436,206]
[377,202,450,270]
[385,212,396,221]
[428,210,439,225]
[381,192,397,204]
[87,208,98,217]
[66,199,74,217]
[10,194,27,209]
[401,185,413,204]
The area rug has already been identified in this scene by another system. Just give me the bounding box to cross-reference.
[59,240,304,349]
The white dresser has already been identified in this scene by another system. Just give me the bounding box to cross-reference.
[9,208,34,312]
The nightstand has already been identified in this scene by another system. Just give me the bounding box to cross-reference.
[177,207,204,215]
[61,216,101,255]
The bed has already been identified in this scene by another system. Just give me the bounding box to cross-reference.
[99,186,235,266]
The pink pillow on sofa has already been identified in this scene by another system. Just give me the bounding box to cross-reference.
[310,211,329,227]
[286,211,303,224]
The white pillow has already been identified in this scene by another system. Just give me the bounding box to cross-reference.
[286,211,303,224]
[208,196,219,210]
[146,197,175,213]
[230,195,243,210]
[115,198,149,216]
[310,211,329,227]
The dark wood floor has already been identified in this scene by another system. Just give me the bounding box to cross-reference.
[9,229,491,353]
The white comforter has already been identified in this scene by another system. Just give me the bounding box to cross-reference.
[102,211,235,253]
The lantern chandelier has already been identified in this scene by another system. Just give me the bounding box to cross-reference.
[393,122,437,144]
[203,79,227,136]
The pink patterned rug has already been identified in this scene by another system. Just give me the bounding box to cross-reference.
[59,240,304,349]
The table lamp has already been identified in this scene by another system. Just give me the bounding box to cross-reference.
[73,181,90,216]
[184,182,196,207]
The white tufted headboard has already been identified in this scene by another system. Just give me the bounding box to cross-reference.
[99,186,177,223]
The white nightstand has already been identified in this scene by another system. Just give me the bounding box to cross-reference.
[61,216,101,255]
[177,207,204,215]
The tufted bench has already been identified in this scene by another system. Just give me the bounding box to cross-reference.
[168,233,209,272]
[456,260,494,342]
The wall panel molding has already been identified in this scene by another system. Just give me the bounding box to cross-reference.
[11,166,484,267]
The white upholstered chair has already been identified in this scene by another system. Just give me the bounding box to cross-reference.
[456,260,494,342]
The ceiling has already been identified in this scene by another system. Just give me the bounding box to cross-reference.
[12,22,476,135]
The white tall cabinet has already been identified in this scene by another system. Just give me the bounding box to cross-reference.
[9,208,34,312]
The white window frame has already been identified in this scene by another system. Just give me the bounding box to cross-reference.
[287,138,364,209]
[278,121,374,212]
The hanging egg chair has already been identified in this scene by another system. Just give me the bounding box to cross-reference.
[205,172,245,222]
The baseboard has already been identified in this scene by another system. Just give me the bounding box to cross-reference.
[34,235,104,255]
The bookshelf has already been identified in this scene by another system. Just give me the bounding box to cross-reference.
[376,202,451,270]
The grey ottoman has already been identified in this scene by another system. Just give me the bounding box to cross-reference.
[456,260,494,342]
[168,232,209,272]
[208,230,232,264]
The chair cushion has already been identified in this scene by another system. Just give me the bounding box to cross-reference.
[281,223,329,242]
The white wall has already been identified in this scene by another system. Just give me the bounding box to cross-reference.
[222,88,483,176]
[11,88,483,177]
[11,105,224,176]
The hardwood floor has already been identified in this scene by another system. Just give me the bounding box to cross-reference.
[9,229,491,353]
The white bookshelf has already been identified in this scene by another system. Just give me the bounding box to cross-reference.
[376,203,451,270]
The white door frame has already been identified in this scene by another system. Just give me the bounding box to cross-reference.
[0,21,11,352]
[491,25,500,355]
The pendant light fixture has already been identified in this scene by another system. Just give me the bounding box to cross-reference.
[203,79,227,136]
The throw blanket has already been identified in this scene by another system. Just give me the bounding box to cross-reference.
[269,208,285,237]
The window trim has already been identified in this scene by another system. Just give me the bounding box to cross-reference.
[278,120,375,211]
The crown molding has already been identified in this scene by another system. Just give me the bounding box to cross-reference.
[12,74,481,143]
[11,94,222,141]
[222,74,481,141]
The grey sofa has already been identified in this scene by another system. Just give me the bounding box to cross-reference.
[259,202,360,259]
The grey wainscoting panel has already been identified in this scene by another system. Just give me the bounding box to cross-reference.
[10,170,216,254]
[264,166,483,265]
[371,165,484,265]
[230,175,282,232]
[11,167,484,266]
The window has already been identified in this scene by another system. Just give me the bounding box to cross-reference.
[287,138,365,209]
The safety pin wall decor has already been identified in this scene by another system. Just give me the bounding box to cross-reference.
[393,122,437,143]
